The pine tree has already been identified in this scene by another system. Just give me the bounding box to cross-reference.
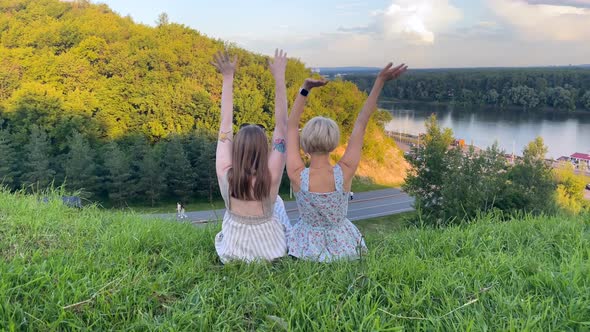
[103,142,132,206]
[185,132,206,198]
[65,131,97,198]
[22,125,55,190]
[196,134,219,202]
[137,144,166,206]
[0,128,21,189]
[162,135,194,202]
[125,135,150,197]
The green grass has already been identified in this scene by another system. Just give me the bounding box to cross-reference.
[353,212,413,235]
[2,189,590,330]
[351,176,393,193]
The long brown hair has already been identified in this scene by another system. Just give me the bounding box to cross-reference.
[228,125,271,201]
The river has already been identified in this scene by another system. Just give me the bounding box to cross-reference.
[382,102,590,159]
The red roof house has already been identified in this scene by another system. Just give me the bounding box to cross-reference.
[570,153,590,168]
[570,153,590,161]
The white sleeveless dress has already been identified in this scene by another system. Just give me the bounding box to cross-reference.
[214,173,290,263]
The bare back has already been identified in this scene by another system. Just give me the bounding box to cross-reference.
[220,173,273,218]
[307,167,336,193]
[292,161,353,194]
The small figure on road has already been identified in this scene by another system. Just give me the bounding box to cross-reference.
[350,191,354,200]
[176,202,182,219]
[179,203,188,220]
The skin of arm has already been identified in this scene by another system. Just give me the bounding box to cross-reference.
[213,51,238,180]
[338,63,408,187]
[286,79,328,192]
[267,49,289,198]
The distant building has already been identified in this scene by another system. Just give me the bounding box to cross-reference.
[570,152,590,167]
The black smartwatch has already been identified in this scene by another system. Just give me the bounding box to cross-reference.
[299,88,309,97]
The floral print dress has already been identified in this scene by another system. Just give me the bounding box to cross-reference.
[287,164,368,262]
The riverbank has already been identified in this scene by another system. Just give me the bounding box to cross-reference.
[380,99,590,115]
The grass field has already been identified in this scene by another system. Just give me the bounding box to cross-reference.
[1,189,589,330]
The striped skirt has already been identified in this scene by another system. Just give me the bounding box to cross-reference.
[215,197,290,263]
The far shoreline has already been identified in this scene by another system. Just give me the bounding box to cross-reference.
[379,99,590,116]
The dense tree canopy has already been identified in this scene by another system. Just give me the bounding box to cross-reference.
[403,116,564,226]
[0,0,397,205]
[347,68,590,112]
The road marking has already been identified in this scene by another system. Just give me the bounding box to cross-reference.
[347,200,414,213]
[286,201,415,222]
[349,208,415,221]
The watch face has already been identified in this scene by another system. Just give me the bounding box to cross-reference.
[300,88,309,96]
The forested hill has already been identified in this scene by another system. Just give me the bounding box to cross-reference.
[0,0,312,139]
[346,67,590,112]
[0,0,403,204]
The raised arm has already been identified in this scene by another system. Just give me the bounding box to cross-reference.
[339,63,407,181]
[267,49,288,196]
[213,51,238,178]
[286,78,328,191]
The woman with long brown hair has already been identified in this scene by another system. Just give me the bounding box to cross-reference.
[212,49,290,263]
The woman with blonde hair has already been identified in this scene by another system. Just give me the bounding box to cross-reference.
[212,49,291,263]
[286,62,407,262]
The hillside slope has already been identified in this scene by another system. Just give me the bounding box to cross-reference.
[2,190,589,329]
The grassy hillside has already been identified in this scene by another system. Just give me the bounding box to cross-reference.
[1,189,589,330]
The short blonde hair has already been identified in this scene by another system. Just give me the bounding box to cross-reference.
[300,116,340,154]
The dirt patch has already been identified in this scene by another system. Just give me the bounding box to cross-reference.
[332,134,409,187]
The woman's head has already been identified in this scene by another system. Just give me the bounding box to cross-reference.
[228,125,271,201]
[300,116,340,154]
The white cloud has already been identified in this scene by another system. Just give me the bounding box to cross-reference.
[232,0,589,68]
[375,0,462,44]
[526,0,590,8]
[488,0,590,41]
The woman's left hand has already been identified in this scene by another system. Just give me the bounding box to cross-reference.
[302,78,328,90]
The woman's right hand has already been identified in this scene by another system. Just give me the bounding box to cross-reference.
[212,50,238,77]
[302,78,328,91]
[269,49,288,79]
[377,62,408,82]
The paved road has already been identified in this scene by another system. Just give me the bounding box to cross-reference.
[149,188,414,224]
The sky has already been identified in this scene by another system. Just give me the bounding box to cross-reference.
[97,0,590,68]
